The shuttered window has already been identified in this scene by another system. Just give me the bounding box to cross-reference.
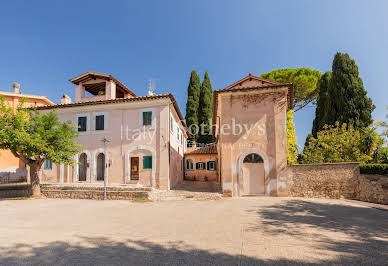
[78,116,87,132]
[95,115,104,130]
[170,117,173,131]
[196,162,205,170]
[44,159,53,170]
[143,111,152,126]
[207,161,216,171]
[143,156,152,169]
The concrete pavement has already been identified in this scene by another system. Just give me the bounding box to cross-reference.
[0,197,387,265]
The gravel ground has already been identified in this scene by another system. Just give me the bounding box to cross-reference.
[0,197,387,265]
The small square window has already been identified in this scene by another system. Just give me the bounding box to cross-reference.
[78,116,87,132]
[44,159,52,170]
[143,156,152,169]
[143,111,152,126]
[207,161,216,171]
[95,115,104,131]
[196,162,205,170]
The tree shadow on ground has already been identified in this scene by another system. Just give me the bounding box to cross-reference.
[247,199,388,265]
[1,236,311,266]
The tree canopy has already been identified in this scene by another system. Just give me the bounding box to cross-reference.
[301,123,381,164]
[326,52,375,129]
[0,97,80,196]
[185,70,201,141]
[197,71,214,144]
[260,68,322,111]
[312,71,332,136]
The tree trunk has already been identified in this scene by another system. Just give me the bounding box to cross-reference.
[29,164,41,197]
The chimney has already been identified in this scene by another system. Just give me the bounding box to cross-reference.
[61,94,72,104]
[13,82,21,94]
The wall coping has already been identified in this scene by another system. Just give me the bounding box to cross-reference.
[290,162,360,167]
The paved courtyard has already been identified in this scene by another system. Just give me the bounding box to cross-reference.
[0,197,387,265]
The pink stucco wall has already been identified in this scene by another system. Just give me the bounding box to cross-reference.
[40,98,187,190]
[216,79,289,196]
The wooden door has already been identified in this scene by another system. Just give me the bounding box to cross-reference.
[79,153,87,181]
[130,157,139,180]
[242,163,265,195]
[97,153,105,181]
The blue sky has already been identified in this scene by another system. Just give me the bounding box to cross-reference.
[1,0,387,148]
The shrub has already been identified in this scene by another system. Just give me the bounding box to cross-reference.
[360,164,388,176]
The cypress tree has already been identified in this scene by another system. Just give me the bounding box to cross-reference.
[327,52,375,129]
[185,70,201,141]
[312,71,332,136]
[197,71,214,144]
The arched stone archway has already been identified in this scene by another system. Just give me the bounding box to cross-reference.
[125,145,157,188]
[92,148,108,183]
[73,150,91,182]
[237,149,272,196]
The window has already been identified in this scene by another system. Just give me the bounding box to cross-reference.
[142,111,152,126]
[186,159,194,170]
[207,161,216,171]
[243,153,264,163]
[143,156,152,169]
[177,127,180,140]
[95,115,105,131]
[44,159,52,170]
[196,162,206,170]
[78,116,87,132]
[170,116,173,131]
[181,133,183,145]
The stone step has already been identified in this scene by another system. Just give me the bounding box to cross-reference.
[41,189,149,200]
[41,185,152,192]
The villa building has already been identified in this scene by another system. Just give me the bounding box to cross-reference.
[34,71,292,197]
[0,83,54,182]
[37,71,189,190]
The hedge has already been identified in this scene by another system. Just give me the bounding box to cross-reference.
[360,164,388,176]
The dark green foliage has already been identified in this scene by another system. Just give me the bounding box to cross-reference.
[312,72,332,136]
[360,164,388,176]
[185,70,201,141]
[372,147,388,164]
[327,52,375,129]
[260,68,322,111]
[197,72,214,144]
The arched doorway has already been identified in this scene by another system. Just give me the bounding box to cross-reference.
[78,153,87,181]
[242,153,265,195]
[96,153,105,181]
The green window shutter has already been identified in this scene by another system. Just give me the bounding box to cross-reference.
[143,156,152,169]
[95,115,104,130]
[44,159,52,170]
[170,117,173,131]
[78,117,87,132]
[143,112,152,126]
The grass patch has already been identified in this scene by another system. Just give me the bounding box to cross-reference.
[132,197,152,203]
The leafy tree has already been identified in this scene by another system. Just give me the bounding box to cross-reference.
[376,106,388,138]
[301,123,378,164]
[185,70,201,141]
[197,71,214,144]
[260,68,322,111]
[0,98,80,197]
[327,52,375,129]
[286,110,298,165]
[312,72,332,136]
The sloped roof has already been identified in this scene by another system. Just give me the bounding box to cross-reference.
[185,143,217,155]
[69,71,137,97]
[220,73,280,91]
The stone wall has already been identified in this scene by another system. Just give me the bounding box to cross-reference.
[288,163,360,199]
[288,163,388,205]
[358,174,388,204]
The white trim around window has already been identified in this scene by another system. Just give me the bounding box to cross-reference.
[92,111,108,133]
[139,108,156,128]
[76,113,90,135]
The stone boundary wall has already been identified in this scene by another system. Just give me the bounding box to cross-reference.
[287,163,360,199]
[288,163,388,205]
[358,174,388,204]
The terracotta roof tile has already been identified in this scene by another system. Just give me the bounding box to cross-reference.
[185,143,217,155]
